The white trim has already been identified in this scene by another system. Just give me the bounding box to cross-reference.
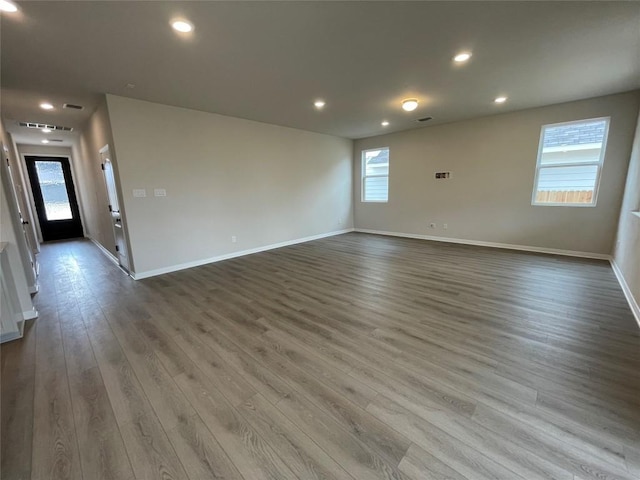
[610,259,640,329]
[29,282,39,294]
[87,236,119,266]
[542,142,602,154]
[353,228,611,260]
[0,331,23,343]
[23,307,38,321]
[361,147,390,203]
[531,116,609,208]
[132,228,355,280]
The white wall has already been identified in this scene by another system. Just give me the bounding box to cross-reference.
[354,91,640,255]
[612,106,640,322]
[75,98,123,259]
[17,144,72,156]
[106,95,353,276]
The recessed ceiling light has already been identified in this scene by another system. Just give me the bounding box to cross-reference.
[381,121,389,127]
[494,96,508,104]
[40,102,54,110]
[0,0,18,12]
[171,19,194,33]
[41,139,49,144]
[402,99,419,112]
[42,128,52,133]
[314,100,326,109]
[453,52,472,63]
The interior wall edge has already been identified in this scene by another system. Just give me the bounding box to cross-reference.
[610,258,640,329]
[86,235,119,266]
[354,228,611,260]
[102,96,135,272]
[131,228,354,280]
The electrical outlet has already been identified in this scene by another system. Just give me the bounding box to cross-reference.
[231,236,237,243]
[429,223,436,228]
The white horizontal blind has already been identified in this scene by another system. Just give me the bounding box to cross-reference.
[537,165,599,191]
[362,148,389,202]
[533,118,609,206]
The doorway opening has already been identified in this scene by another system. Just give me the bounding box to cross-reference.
[99,145,130,273]
[25,156,83,241]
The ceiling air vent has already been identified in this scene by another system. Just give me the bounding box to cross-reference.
[19,122,73,132]
[416,116,433,123]
[49,139,64,143]
[63,103,84,110]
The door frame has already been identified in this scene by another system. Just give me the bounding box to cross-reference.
[3,144,40,257]
[24,155,85,241]
[20,152,86,243]
[99,143,131,273]
[1,143,38,293]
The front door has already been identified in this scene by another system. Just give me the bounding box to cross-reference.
[25,156,83,241]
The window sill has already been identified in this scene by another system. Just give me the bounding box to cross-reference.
[532,202,596,208]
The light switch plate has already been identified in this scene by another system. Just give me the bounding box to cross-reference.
[133,189,146,198]
[154,188,167,197]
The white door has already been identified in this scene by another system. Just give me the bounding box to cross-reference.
[99,145,130,273]
[1,144,38,291]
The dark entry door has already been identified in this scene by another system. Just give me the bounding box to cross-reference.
[25,156,83,241]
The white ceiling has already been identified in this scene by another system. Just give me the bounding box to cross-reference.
[2,1,639,141]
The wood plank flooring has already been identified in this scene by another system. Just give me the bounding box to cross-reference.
[2,232,639,480]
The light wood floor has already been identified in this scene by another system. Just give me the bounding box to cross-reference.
[2,233,640,480]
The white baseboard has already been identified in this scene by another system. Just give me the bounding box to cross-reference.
[354,228,611,260]
[610,259,640,329]
[23,307,38,321]
[355,228,639,329]
[86,236,119,266]
[132,228,355,280]
[0,330,23,343]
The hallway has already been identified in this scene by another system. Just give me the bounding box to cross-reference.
[1,234,639,480]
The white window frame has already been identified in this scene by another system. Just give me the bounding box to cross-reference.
[531,117,610,208]
[361,147,389,203]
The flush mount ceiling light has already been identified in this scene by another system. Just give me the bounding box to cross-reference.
[381,121,390,127]
[494,96,508,104]
[314,100,326,109]
[41,139,49,144]
[402,99,419,112]
[0,0,18,12]
[40,102,54,110]
[453,52,472,63]
[171,19,194,33]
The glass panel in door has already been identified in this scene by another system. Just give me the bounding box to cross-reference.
[34,161,72,220]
